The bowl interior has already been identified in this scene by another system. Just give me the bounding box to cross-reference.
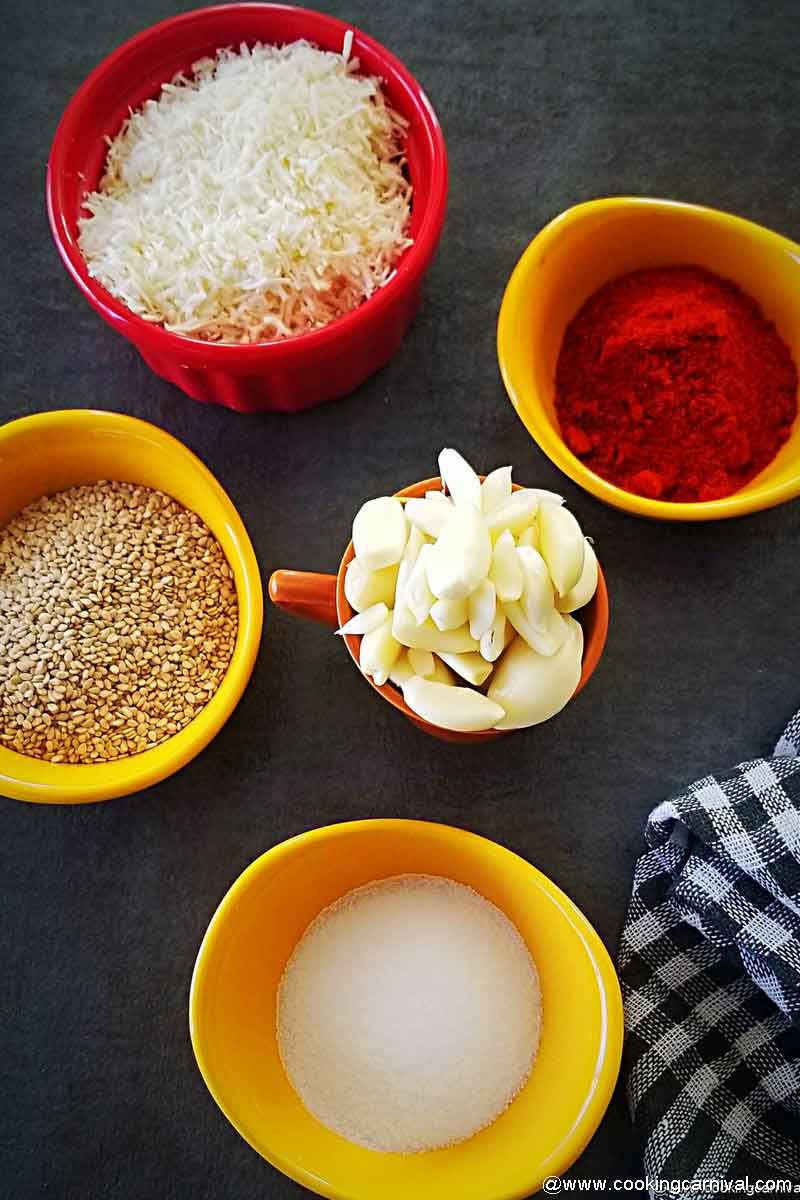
[0,411,261,802]
[190,821,622,1200]
[500,198,800,515]
[335,478,609,742]
[49,4,441,333]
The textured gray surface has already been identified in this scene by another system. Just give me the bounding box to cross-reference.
[2,1,800,1196]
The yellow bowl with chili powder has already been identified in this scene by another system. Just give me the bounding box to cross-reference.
[497,197,800,520]
[0,409,262,804]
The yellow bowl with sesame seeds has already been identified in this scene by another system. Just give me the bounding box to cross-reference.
[0,409,262,803]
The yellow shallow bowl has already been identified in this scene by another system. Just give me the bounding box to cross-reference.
[0,409,263,803]
[190,819,623,1200]
[498,197,800,521]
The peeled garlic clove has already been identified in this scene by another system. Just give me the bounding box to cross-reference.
[344,559,399,613]
[481,466,512,513]
[486,490,540,539]
[408,648,435,678]
[394,564,411,613]
[538,501,585,596]
[389,652,415,688]
[429,655,457,685]
[480,607,508,662]
[352,496,408,571]
[405,496,451,539]
[527,489,564,506]
[426,506,491,602]
[438,448,482,510]
[359,614,401,682]
[403,676,505,732]
[437,650,493,687]
[557,539,598,612]
[406,544,435,625]
[536,608,570,655]
[517,545,556,631]
[504,598,569,657]
[430,595,469,632]
[517,521,538,549]
[392,603,479,653]
[468,579,496,640]
[395,526,426,604]
[391,649,453,686]
[335,602,389,637]
[502,600,537,651]
[490,531,523,602]
[488,616,583,729]
[404,524,427,561]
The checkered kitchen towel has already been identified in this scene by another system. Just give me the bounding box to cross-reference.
[619,710,800,1183]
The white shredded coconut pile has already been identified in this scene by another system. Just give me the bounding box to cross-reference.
[78,40,413,343]
[276,874,542,1153]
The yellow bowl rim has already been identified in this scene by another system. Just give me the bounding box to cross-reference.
[0,408,263,804]
[497,195,800,522]
[189,818,624,1200]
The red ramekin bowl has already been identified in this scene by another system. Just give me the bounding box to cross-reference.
[46,3,448,414]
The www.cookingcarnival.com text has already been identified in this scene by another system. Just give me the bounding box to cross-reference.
[543,1178,800,1195]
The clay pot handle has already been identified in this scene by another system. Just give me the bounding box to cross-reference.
[268,570,339,629]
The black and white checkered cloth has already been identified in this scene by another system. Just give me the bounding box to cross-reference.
[619,710,800,1184]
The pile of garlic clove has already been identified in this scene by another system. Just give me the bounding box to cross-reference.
[337,449,598,732]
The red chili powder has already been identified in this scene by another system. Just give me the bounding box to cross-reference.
[554,266,798,502]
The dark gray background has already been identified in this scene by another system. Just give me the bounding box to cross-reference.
[2,0,799,1196]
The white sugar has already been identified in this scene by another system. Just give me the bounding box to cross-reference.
[276,874,541,1153]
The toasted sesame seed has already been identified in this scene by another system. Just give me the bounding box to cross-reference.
[0,482,238,764]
